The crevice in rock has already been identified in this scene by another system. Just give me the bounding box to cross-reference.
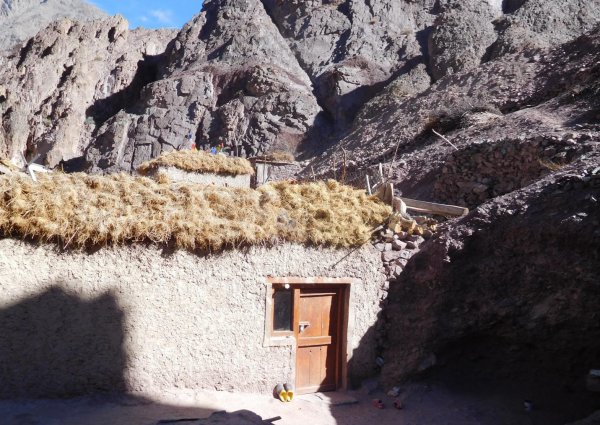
[502,0,527,14]
[199,0,219,42]
[16,37,34,68]
[40,44,53,58]
[57,65,73,89]
[107,26,117,43]
[415,26,435,80]
[364,0,375,18]
[85,53,164,127]
[330,0,353,64]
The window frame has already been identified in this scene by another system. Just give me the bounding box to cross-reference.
[271,284,294,337]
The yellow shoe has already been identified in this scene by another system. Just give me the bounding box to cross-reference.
[274,383,287,402]
[284,383,294,402]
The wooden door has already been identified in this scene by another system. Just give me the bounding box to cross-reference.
[295,288,342,394]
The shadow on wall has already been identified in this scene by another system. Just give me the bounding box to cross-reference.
[0,284,126,399]
[346,307,385,389]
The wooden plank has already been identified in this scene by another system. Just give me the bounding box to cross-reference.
[398,196,469,217]
[298,336,332,347]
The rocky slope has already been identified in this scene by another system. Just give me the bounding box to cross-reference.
[381,157,600,419]
[0,0,106,50]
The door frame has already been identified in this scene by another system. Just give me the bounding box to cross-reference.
[265,277,355,393]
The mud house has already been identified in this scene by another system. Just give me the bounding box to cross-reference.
[137,149,255,188]
[0,156,391,399]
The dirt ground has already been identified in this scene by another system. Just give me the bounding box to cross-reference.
[2,378,594,425]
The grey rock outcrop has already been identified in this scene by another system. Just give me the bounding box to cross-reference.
[0,16,174,167]
[428,1,500,81]
[262,0,436,126]
[0,0,106,50]
[86,0,323,173]
[308,27,600,198]
[490,0,600,58]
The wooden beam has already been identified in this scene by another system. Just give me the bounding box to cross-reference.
[397,196,469,217]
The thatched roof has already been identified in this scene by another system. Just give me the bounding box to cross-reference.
[0,158,20,174]
[138,150,255,176]
[0,173,391,251]
[250,151,295,163]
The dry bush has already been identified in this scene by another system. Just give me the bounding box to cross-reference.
[539,159,564,172]
[138,150,255,176]
[0,173,390,251]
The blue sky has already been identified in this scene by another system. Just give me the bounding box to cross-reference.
[90,1,204,29]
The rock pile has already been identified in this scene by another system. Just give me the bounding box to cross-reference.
[373,213,438,289]
[434,133,591,207]
[371,212,438,353]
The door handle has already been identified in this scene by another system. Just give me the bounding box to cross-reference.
[299,321,310,332]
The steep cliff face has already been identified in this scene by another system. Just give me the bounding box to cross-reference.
[85,0,323,173]
[261,0,435,127]
[0,16,174,168]
[0,0,106,50]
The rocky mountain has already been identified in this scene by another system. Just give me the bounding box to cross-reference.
[2,0,599,173]
[0,0,106,50]
[0,2,600,419]
[0,16,175,168]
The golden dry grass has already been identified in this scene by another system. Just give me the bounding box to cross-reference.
[0,173,391,251]
[252,151,295,163]
[138,150,255,176]
[538,159,564,172]
[0,158,20,172]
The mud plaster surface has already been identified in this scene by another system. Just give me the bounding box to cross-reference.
[0,240,385,397]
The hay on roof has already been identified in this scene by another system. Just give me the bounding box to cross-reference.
[138,150,255,176]
[251,151,295,163]
[0,158,20,173]
[0,173,390,251]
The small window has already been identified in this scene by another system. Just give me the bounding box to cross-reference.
[273,287,293,332]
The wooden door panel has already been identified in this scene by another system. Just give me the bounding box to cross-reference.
[298,292,333,338]
[295,288,341,394]
[296,346,336,393]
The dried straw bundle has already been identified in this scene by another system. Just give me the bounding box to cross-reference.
[138,150,255,176]
[0,173,390,251]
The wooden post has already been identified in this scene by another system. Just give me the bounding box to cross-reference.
[366,175,372,195]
